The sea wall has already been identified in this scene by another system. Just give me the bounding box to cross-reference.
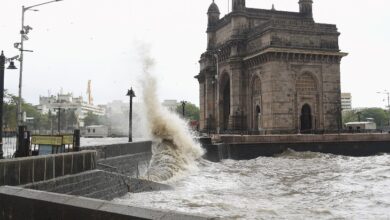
[202,134,390,161]
[85,141,153,177]
[97,153,151,177]
[0,186,216,220]
[0,151,96,186]
[216,133,390,144]
[84,141,152,159]
[23,170,171,200]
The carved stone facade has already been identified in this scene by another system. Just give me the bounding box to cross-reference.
[196,0,347,134]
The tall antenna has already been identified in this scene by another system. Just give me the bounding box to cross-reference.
[87,80,93,105]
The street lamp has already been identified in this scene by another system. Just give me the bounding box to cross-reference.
[181,101,187,117]
[15,0,63,126]
[126,87,136,142]
[0,51,18,159]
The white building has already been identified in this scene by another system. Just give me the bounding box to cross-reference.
[341,93,352,111]
[37,93,105,127]
[162,100,178,111]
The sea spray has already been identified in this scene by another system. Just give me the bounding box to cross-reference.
[139,49,204,182]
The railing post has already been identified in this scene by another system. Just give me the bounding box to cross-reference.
[16,125,29,157]
[73,129,80,151]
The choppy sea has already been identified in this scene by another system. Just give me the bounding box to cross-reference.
[115,150,390,219]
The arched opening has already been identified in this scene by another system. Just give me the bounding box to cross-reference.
[255,105,261,130]
[300,104,312,131]
[222,78,230,131]
[296,73,318,131]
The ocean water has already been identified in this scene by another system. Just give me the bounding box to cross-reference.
[115,151,390,219]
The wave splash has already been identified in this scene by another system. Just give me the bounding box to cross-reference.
[139,51,204,183]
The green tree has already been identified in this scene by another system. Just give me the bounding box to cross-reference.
[176,102,200,121]
[3,90,18,129]
[58,109,78,130]
[342,108,390,128]
[83,112,101,126]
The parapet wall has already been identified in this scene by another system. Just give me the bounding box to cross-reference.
[86,141,153,177]
[23,170,171,201]
[0,150,96,186]
[98,152,151,177]
[84,141,152,159]
[0,186,216,220]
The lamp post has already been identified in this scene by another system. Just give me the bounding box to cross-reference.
[181,101,187,117]
[0,51,18,159]
[126,87,136,142]
[16,0,63,126]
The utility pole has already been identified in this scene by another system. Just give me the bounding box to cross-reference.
[0,52,5,159]
[126,87,136,142]
[16,0,63,126]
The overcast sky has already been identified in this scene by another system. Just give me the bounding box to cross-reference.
[1,0,390,108]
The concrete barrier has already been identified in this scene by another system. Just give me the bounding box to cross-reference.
[0,151,96,186]
[97,152,151,177]
[23,170,172,201]
[0,186,217,220]
[84,141,152,159]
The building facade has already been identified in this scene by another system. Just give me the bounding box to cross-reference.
[37,93,105,127]
[196,0,347,133]
[341,93,352,111]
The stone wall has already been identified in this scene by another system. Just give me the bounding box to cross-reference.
[203,134,390,160]
[23,170,171,201]
[217,133,390,144]
[97,152,151,178]
[0,186,216,220]
[84,141,152,159]
[0,150,96,186]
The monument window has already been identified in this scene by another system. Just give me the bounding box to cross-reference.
[297,73,317,93]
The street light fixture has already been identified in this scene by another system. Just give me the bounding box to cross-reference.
[16,0,63,126]
[0,51,18,159]
[126,87,136,142]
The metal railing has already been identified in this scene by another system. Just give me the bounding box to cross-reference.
[2,130,17,159]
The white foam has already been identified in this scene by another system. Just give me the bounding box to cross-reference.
[138,48,204,182]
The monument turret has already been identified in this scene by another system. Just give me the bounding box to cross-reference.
[232,0,245,12]
[207,0,220,50]
[299,0,313,19]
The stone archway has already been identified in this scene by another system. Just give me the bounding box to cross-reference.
[300,104,312,131]
[296,72,318,131]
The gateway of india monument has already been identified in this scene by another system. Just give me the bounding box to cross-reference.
[196,0,348,134]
